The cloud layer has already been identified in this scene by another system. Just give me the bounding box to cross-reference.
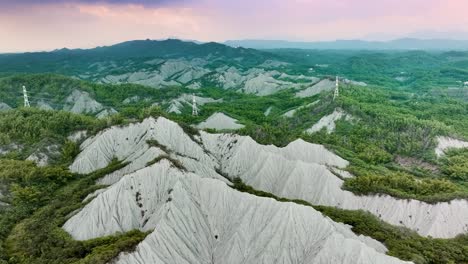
[1,0,468,52]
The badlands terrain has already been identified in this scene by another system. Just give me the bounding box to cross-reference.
[0,39,467,263]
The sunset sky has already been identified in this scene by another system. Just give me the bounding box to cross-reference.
[1,0,468,52]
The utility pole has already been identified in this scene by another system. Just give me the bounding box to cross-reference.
[333,76,339,101]
[192,94,198,116]
[23,86,30,107]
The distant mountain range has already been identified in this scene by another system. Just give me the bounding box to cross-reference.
[224,38,468,50]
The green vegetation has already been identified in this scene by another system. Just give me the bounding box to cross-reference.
[0,159,149,264]
[441,149,468,181]
[274,49,468,92]
[0,108,106,162]
[0,74,184,111]
[0,108,100,145]
[175,82,468,202]
[0,39,274,76]
[342,171,464,203]
[231,177,468,264]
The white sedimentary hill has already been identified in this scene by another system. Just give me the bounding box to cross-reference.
[101,59,209,88]
[0,102,11,111]
[264,106,273,116]
[435,136,468,157]
[203,133,468,238]
[68,117,468,240]
[65,160,409,264]
[196,112,245,130]
[306,108,353,134]
[295,79,335,98]
[63,90,104,114]
[36,100,54,110]
[167,94,222,114]
[96,108,118,119]
[70,117,224,186]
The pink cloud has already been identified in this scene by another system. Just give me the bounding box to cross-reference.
[1,0,468,52]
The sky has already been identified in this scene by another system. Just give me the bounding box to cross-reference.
[1,0,468,52]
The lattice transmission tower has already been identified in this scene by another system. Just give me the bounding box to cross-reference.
[23,86,30,107]
[333,76,339,101]
[192,94,198,116]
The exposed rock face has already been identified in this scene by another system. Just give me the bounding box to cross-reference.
[202,133,468,238]
[435,136,468,157]
[259,59,290,68]
[123,96,141,104]
[186,82,201,89]
[216,67,245,89]
[26,144,60,167]
[65,161,409,264]
[0,102,11,111]
[264,106,273,116]
[68,118,468,239]
[240,70,303,96]
[102,71,179,88]
[279,73,319,82]
[96,108,118,119]
[63,90,104,114]
[343,79,367,86]
[70,117,225,186]
[196,112,244,130]
[67,130,88,143]
[0,143,22,156]
[282,101,319,118]
[90,57,322,96]
[101,59,209,88]
[26,152,50,167]
[306,108,352,134]
[211,67,318,96]
[296,79,335,98]
[36,100,54,110]
[167,94,222,114]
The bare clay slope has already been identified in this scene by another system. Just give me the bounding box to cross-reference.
[65,159,409,264]
[69,117,468,239]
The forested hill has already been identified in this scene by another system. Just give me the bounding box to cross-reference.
[1,40,468,93]
[0,39,276,74]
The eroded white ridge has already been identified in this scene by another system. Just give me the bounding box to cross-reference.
[69,117,224,185]
[435,136,468,157]
[64,160,410,264]
[196,112,245,130]
[295,78,335,98]
[69,117,468,238]
[202,133,468,238]
[306,108,352,134]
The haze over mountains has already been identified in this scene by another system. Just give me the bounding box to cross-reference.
[3,37,468,54]
[225,38,468,50]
